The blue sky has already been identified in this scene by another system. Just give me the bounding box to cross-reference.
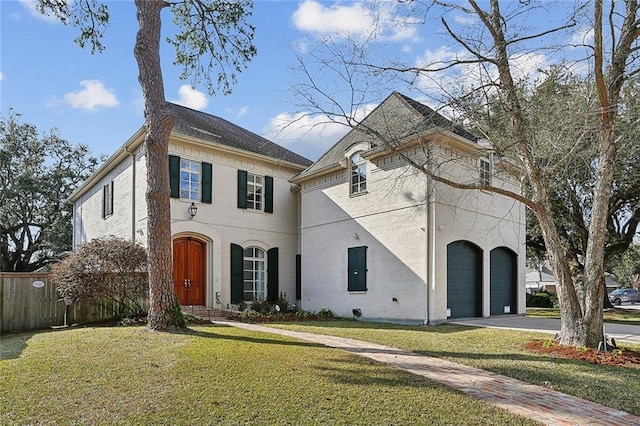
[1,1,588,162]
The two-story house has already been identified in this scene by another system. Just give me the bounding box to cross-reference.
[69,92,525,324]
[69,103,312,309]
[292,92,525,324]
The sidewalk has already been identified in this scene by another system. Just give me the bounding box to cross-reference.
[450,316,640,345]
[214,320,640,426]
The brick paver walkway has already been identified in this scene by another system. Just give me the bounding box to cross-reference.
[214,320,640,426]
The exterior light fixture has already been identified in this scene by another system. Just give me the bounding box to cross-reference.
[188,202,198,219]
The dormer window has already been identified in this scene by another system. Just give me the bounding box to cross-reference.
[350,152,367,195]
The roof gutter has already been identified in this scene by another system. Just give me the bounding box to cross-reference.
[68,127,146,203]
[171,133,311,172]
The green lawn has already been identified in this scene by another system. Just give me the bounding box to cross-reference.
[267,321,640,416]
[527,307,640,325]
[1,325,536,425]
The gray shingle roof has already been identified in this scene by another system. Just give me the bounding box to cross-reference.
[297,92,478,178]
[168,103,313,167]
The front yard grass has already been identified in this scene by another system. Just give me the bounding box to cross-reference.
[267,321,640,416]
[1,325,536,425]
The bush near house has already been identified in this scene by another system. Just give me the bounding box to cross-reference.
[51,237,148,319]
[526,290,558,308]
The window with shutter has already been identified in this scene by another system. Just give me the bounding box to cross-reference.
[238,170,274,213]
[348,246,367,292]
[102,181,113,219]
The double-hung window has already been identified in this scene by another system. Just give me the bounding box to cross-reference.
[180,159,201,201]
[243,247,266,301]
[237,170,274,213]
[169,155,212,204]
[247,173,263,211]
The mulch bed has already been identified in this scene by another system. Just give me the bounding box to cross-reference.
[525,340,640,368]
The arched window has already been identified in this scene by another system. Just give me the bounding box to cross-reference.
[243,247,266,301]
[350,152,367,194]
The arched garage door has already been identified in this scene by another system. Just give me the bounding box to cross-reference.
[447,241,482,319]
[490,247,517,315]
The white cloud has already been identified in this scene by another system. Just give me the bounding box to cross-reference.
[292,0,420,43]
[0,72,4,82]
[454,15,476,26]
[57,80,119,110]
[18,0,61,23]
[413,46,550,98]
[263,103,378,160]
[237,106,249,119]
[263,112,349,159]
[509,52,548,82]
[171,85,208,110]
[571,27,594,46]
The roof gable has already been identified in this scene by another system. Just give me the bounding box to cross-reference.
[297,92,478,178]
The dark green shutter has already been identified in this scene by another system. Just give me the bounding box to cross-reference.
[201,162,212,204]
[348,246,367,291]
[264,175,274,213]
[295,255,301,300]
[267,248,279,302]
[108,181,114,215]
[230,243,244,303]
[169,155,180,198]
[237,170,248,209]
[101,184,106,219]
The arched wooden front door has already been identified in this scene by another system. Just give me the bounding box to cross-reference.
[173,237,206,306]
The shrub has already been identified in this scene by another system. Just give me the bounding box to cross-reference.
[317,308,335,319]
[51,236,148,319]
[526,291,558,308]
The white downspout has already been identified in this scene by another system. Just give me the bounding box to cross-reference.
[426,150,437,325]
[126,146,136,242]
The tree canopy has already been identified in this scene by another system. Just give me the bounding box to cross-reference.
[0,111,99,272]
[288,0,640,347]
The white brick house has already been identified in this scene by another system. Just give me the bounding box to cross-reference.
[69,93,525,323]
[69,103,312,309]
[291,92,525,324]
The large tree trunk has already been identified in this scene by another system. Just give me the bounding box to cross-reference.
[134,0,184,330]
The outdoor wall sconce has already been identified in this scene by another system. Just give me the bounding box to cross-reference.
[188,202,198,219]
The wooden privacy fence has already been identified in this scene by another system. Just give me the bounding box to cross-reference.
[0,273,149,333]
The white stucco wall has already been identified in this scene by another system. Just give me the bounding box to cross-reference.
[299,142,526,324]
[72,136,304,309]
[300,155,429,323]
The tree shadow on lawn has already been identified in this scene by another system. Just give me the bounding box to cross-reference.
[313,354,461,390]
[186,324,326,349]
[0,330,39,360]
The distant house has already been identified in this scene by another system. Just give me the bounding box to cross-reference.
[526,264,620,294]
[69,92,526,324]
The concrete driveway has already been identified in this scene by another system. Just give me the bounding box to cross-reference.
[450,315,640,345]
